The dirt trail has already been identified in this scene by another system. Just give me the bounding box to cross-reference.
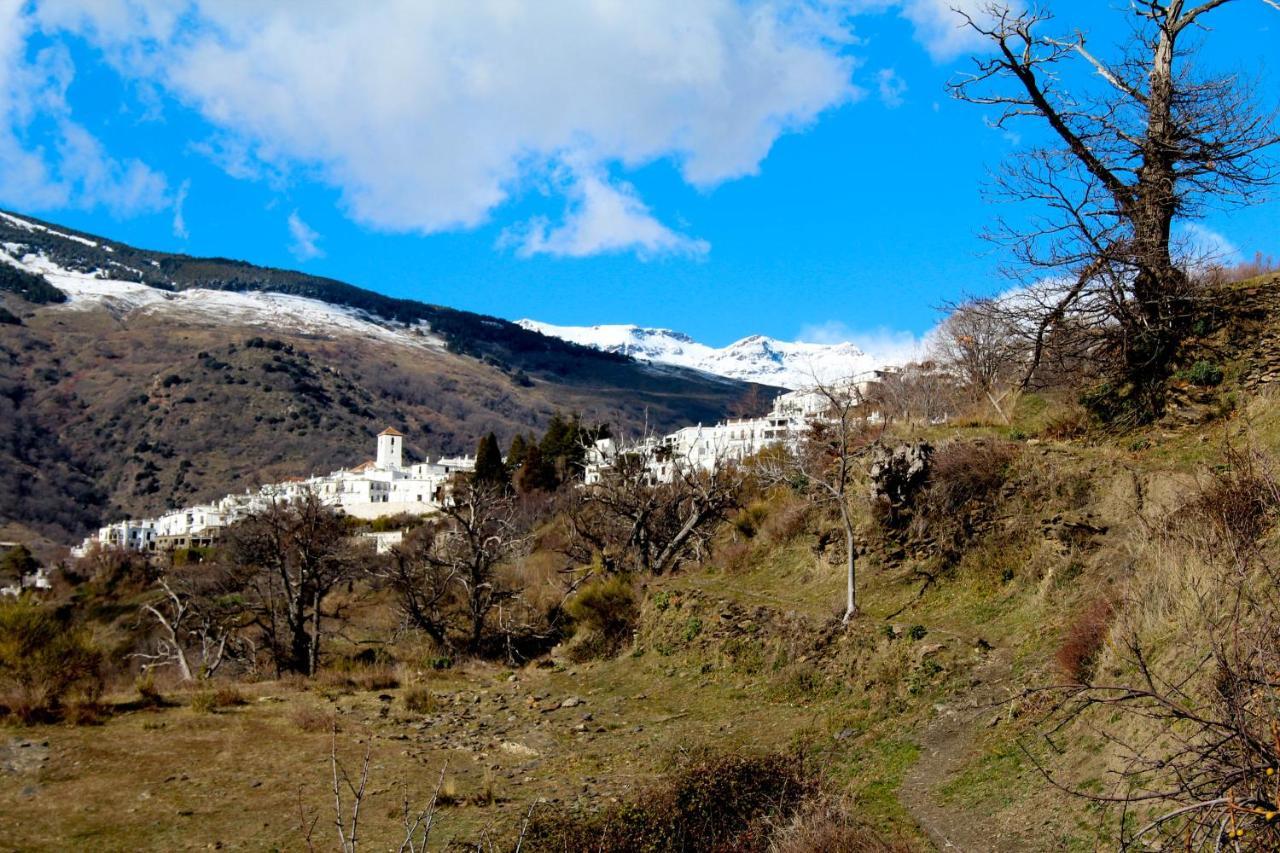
[897,644,1023,852]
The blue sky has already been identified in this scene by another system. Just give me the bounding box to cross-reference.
[1,1,1276,357]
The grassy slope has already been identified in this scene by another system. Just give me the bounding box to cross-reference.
[5,275,1277,851]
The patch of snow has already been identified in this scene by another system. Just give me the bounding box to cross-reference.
[1,248,446,350]
[0,211,102,249]
[518,319,883,389]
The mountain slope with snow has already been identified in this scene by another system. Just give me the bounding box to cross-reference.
[0,209,771,541]
[517,320,880,389]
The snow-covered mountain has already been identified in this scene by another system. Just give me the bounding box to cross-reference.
[0,240,447,350]
[516,320,881,389]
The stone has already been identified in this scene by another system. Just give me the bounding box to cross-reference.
[560,696,582,708]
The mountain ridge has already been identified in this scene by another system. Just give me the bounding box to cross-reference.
[516,318,880,389]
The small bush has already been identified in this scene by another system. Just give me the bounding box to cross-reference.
[565,575,638,660]
[1180,445,1280,563]
[0,598,103,723]
[772,798,916,853]
[733,501,771,538]
[190,684,247,713]
[290,704,338,733]
[1186,360,1224,387]
[717,540,754,574]
[190,690,217,713]
[760,499,810,545]
[351,666,399,692]
[135,674,164,707]
[402,685,437,714]
[522,751,815,852]
[1040,408,1089,441]
[1056,597,1114,684]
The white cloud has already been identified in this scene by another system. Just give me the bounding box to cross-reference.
[1180,222,1242,266]
[503,167,709,260]
[849,0,1020,62]
[27,1,860,256]
[0,0,169,215]
[797,320,927,366]
[876,68,907,107]
[287,211,323,260]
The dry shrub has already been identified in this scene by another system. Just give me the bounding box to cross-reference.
[760,498,810,546]
[135,674,165,707]
[290,703,338,733]
[1040,407,1090,441]
[0,598,103,723]
[564,575,638,660]
[189,686,243,713]
[733,500,771,538]
[717,539,754,574]
[189,690,217,713]
[350,666,399,691]
[402,684,437,714]
[1055,597,1114,684]
[315,664,399,693]
[920,439,1019,519]
[1179,444,1280,564]
[771,797,915,853]
[910,439,1018,560]
[522,751,814,852]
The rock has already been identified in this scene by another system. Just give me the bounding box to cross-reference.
[572,723,587,733]
[560,696,582,709]
[499,741,539,759]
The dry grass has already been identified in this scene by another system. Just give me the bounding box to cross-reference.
[288,703,338,733]
[401,684,437,714]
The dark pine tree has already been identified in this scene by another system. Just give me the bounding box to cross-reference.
[472,432,509,491]
[515,443,558,494]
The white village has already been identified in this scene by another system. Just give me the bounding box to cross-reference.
[73,385,853,559]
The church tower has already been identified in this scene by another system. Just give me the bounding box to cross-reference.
[376,427,404,469]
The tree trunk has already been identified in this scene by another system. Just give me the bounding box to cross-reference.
[840,504,858,622]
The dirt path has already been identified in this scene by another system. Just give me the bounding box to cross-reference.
[897,644,1021,852]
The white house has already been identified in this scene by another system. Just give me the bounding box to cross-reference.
[73,428,476,553]
[585,383,868,485]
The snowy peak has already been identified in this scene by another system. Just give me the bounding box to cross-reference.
[517,319,880,389]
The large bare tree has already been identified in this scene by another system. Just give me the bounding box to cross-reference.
[224,493,359,676]
[951,2,1279,420]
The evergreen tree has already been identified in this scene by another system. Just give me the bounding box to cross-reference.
[515,443,557,494]
[472,432,509,490]
[507,434,529,473]
[0,544,37,583]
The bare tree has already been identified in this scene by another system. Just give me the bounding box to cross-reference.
[375,525,456,649]
[951,2,1279,420]
[573,434,743,577]
[428,480,526,654]
[134,572,242,681]
[930,299,1025,422]
[224,493,360,676]
[867,362,960,427]
[758,377,880,622]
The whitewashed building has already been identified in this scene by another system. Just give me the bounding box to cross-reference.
[74,428,475,554]
[585,384,867,485]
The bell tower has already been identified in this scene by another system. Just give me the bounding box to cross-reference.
[376,427,404,470]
